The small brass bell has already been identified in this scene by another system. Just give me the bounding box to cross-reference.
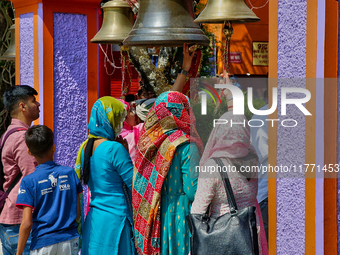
[195,0,260,24]
[1,24,15,61]
[91,0,134,44]
[123,0,210,47]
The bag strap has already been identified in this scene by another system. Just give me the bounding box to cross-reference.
[0,127,27,194]
[83,138,95,185]
[212,157,238,213]
[6,172,22,194]
[0,128,27,150]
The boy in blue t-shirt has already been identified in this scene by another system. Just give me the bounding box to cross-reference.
[16,125,82,255]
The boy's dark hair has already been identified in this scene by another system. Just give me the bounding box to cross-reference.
[3,85,38,114]
[25,125,54,159]
[125,94,135,103]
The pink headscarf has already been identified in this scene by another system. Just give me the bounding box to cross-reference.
[200,111,257,167]
[117,99,143,162]
[117,99,132,138]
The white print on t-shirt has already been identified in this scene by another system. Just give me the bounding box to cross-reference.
[18,188,26,194]
[38,180,48,184]
[59,175,68,179]
[59,184,70,191]
[41,187,53,195]
[48,173,58,187]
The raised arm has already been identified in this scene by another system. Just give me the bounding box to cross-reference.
[171,44,195,93]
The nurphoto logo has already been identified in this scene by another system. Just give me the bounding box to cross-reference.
[199,84,312,128]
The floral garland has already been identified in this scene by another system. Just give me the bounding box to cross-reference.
[128,46,204,97]
[128,46,172,95]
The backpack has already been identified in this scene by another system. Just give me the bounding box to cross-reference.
[0,127,27,213]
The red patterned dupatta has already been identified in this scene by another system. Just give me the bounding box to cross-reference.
[132,92,203,255]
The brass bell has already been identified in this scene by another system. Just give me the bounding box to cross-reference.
[123,0,210,47]
[91,0,134,44]
[1,24,15,61]
[195,0,260,23]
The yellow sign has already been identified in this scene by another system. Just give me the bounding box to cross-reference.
[253,42,268,66]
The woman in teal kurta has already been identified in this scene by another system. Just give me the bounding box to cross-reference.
[161,143,200,255]
[75,97,135,255]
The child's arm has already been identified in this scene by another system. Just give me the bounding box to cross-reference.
[16,206,33,255]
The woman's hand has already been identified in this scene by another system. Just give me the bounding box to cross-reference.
[219,73,233,100]
[115,135,129,152]
[182,43,196,72]
[171,44,197,93]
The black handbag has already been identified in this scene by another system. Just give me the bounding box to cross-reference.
[186,157,259,255]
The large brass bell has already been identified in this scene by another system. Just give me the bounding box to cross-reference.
[1,24,15,61]
[195,0,260,23]
[123,0,210,47]
[91,0,134,44]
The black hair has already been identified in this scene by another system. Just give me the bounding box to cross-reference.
[125,94,135,103]
[25,125,54,159]
[138,88,146,97]
[3,85,37,114]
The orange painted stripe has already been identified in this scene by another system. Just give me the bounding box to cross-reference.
[14,14,20,85]
[324,0,338,254]
[12,0,99,9]
[305,0,317,253]
[15,4,40,125]
[268,0,278,254]
[33,6,39,126]
[11,0,42,9]
[306,0,317,79]
[42,4,54,131]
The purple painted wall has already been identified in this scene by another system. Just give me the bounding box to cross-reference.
[337,3,340,254]
[20,13,34,86]
[315,0,325,254]
[38,3,44,125]
[53,13,88,168]
[276,0,306,254]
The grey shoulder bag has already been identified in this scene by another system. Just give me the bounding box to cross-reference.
[186,157,259,255]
